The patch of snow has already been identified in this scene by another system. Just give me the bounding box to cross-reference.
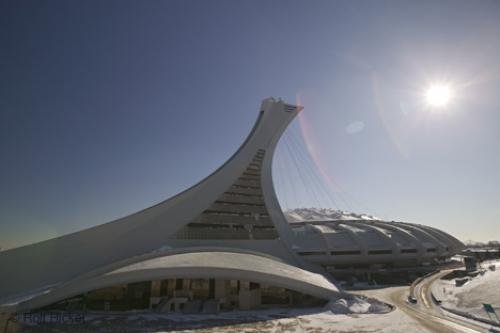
[324,295,392,315]
[326,298,369,314]
[284,207,379,223]
[19,301,428,333]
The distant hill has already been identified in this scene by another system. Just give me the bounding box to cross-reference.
[284,207,379,223]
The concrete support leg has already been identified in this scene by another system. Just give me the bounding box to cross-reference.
[214,279,226,300]
[0,312,21,333]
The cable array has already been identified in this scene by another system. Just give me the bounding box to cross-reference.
[273,120,375,217]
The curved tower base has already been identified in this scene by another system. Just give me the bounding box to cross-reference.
[0,98,337,313]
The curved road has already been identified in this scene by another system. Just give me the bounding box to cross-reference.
[388,270,494,333]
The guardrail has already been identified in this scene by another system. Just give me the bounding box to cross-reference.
[440,304,500,328]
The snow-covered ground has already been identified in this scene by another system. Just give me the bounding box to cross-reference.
[16,288,435,333]
[433,259,500,321]
[18,307,420,333]
[285,207,379,222]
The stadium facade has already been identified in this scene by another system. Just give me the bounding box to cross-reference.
[0,98,463,314]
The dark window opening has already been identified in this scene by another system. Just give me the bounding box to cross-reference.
[330,250,361,255]
[368,250,392,255]
[175,279,183,290]
[214,200,265,207]
[297,251,327,256]
[208,279,215,299]
[401,249,417,254]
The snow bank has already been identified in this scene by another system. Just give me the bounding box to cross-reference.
[433,260,500,321]
[324,295,392,314]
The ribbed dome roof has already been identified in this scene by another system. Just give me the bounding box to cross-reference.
[290,219,464,265]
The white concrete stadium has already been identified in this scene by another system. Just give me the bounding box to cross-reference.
[0,98,463,314]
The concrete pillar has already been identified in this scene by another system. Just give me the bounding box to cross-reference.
[0,312,21,333]
[238,281,261,310]
[167,279,175,297]
[149,280,162,310]
[182,279,190,290]
[150,280,161,297]
[214,280,226,300]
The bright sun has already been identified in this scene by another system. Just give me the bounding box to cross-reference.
[425,84,452,108]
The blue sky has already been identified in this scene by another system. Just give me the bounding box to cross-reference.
[1,0,499,249]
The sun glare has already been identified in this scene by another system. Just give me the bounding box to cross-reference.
[425,84,452,108]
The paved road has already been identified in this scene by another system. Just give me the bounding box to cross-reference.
[389,270,493,333]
